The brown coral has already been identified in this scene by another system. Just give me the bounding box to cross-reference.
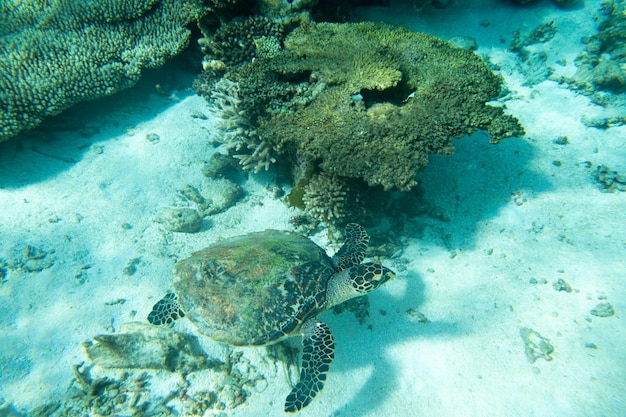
[199,20,524,228]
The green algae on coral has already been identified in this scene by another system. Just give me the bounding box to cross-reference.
[213,21,524,191]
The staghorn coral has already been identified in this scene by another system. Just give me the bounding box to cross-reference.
[0,0,206,142]
[214,21,523,192]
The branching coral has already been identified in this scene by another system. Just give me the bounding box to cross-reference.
[210,78,277,172]
[0,0,206,142]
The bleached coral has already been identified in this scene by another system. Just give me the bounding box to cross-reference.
[211,78,276,172]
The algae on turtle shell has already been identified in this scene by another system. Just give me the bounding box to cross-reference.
[147,223,394,413]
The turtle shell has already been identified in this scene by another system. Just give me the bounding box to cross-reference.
[173,230,336,346]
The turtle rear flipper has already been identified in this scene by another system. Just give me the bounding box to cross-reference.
[284,320,335,413]
[147,292,185,325]
[332,223,369,271]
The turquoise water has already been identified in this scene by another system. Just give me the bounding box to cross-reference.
[1,1,625,416]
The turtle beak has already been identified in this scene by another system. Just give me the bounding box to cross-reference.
[375,266,395,288]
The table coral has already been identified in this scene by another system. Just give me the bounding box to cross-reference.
[208,21,523,193]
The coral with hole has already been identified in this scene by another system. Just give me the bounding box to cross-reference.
[0,0,207,142]
[202,21,523,194]
[197,21,525,229]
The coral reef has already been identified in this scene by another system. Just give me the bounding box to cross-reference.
[562,0,626,106]
[204,21,523,193]
[0,0,206,142]
[302,173,350,226]
[199,16,285,68]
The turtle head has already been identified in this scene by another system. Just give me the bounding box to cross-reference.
[326,262,394,307]
[349,262,395,294]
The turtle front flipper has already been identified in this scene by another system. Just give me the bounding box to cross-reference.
[147,292,185,325]
[284,320,335,413]
[332,223,369,271]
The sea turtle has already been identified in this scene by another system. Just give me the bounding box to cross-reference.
[148,223,394,413]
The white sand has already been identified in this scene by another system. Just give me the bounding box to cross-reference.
[1,1,624,416]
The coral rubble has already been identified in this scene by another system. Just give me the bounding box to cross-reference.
[594,164,626,192]
[520,327,555,364]
[84,322,219,373]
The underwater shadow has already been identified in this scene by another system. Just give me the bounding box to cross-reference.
[313,130,548,415]
[0,65,197,190]
[321,269,464,416]
[413,130,552,251]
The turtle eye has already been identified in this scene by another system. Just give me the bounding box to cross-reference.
[350,263,394,293]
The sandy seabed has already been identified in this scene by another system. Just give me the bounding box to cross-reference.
[1,1,625,416]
